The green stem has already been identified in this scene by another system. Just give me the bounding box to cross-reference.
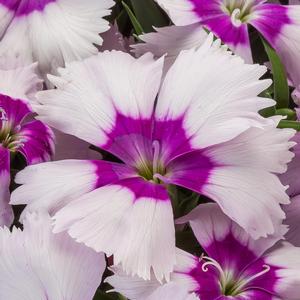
[278,120,300,131]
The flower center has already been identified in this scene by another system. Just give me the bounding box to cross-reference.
[200,254,271,296]
[222,0,256,27]
[0,108,23,151]
[137,140,168,184]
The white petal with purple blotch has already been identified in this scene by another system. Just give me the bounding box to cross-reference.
[11,159,130,218]
[264,242,300,300]
[177,203,287,258]
[0,211,105,300]
[36,51,164,148]
[53,179,175,282]
[0,0,114,81]
[156,35,275,149]
[251,4,300,91]
[169,122,294,239]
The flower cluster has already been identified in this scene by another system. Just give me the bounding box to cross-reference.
[1,0,300,299]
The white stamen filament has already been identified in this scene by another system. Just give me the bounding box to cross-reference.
[201,255,227,280]
[231,8,242,27]
[0,108,8,122]
[240,0,254,15]
[153,173,171,184]
[236,265,271,291]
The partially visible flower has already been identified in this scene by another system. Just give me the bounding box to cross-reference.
[146,284,199,300]
[11,37,294,280]
[53,130,102,161]
[132,24,208,71]
[0,59,42,104]
[108,203,300,300]
[155,0,300,91]
[0,94,54,226]
[107,275,199,300]
[280,132,300,247]
[100,23,134,53]
[0,0,114,83]
[0,211,105,300]
[0,145,12,226]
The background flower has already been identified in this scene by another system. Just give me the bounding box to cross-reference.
[0,0,114,84]
[0,211,106,300]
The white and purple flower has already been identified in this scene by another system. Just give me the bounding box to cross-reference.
[153,0,300,92]
[0,0,114,82]
[11,37,295,280]
[108,203,300,300]
[0,211,105,300]
[0,94,54,226]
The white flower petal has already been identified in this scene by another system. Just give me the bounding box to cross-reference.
[156,35,275,149]
[53,181,175,281]
[264,242,300,300]
[107,249,197,300]
[0,0,114,81]
[0,61,42,103]
[36,51,164,147]
[0,211,105,300]
[11,160,100,218]
[132,24,207,71]
[155,0,200,25]
[177,203,287,258]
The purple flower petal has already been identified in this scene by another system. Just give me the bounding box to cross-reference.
[18,120,54,165]
[177,204,284,272]
[249,4,290,48]
[0,94,31,126]
[189,0,252,62]
[166,150,214,192]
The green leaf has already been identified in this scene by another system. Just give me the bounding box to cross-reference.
[93,291,123,300]
[278,120,300,131]
[259,87,276,117]
[130,0,169,33]
[261,37,289,109]
[122,1,144,35]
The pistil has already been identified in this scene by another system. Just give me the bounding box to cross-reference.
[231,8,242,27]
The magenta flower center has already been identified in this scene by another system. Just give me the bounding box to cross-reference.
[0,108,22,151]
[201,255,271,296]
[221,0,256,26]
[136,140,168,184]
